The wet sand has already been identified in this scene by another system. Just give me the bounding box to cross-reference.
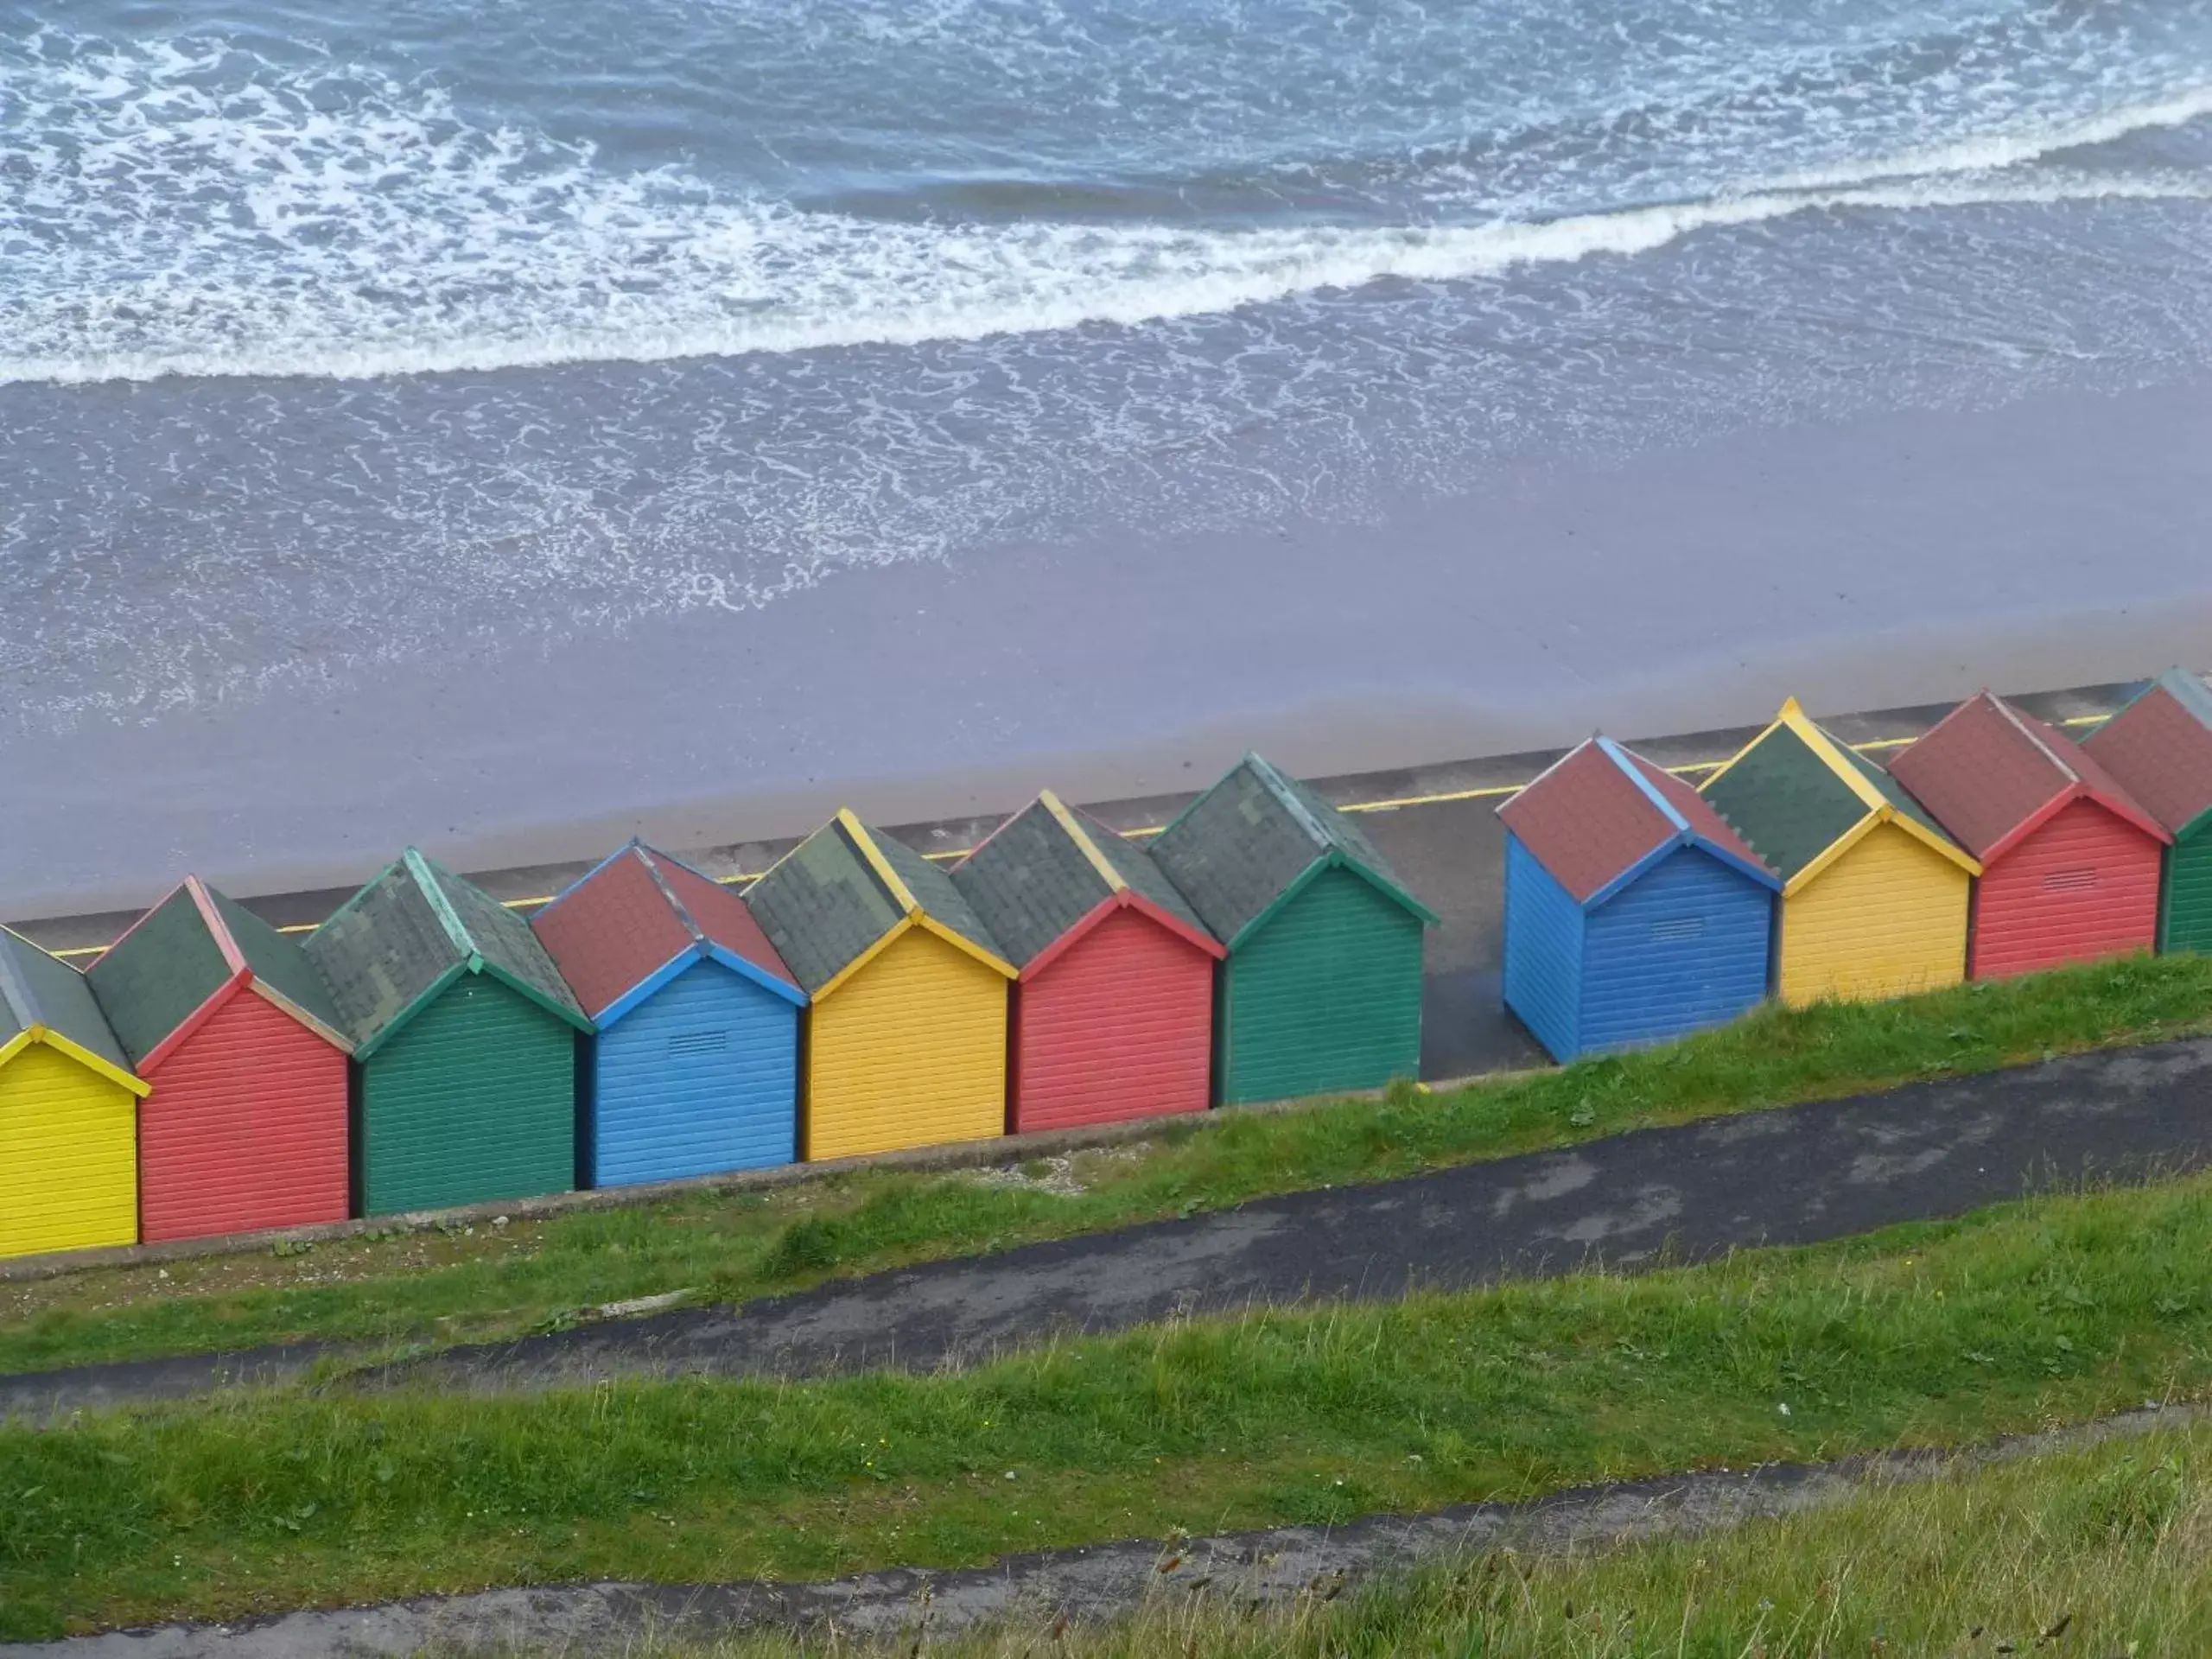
[6,372,2210,916]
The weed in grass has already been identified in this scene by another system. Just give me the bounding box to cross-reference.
[5,951,2212,1378]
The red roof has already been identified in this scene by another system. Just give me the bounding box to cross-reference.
[1619,749,1768,872]
[531,843,798,1020]
[1888,691,2166,862]
[652,851,798,986]
[2082,677,2212,836]
[1500,738,1770,904]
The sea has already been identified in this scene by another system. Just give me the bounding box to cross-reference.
[3,0,2212,899]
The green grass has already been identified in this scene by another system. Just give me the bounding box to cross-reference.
[629,1423,2212,1656]
[7,1167,2212,1640]
[5,950,2210,1378]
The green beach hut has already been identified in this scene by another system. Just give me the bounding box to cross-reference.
[2082,668,2212,954]
[1150,753,1436,1105]
[302,849,591,1216]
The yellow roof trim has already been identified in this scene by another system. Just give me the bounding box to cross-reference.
[31,1026,149,1096]
[1784,804,1980,894]
[915,914,1018,979]
[837,808,919,916]
[1784,703,1891,817]
[1780,810,1884,895]
[830,809,1012,977]
[810,912,917,1002]
[809,909,1016,999]
[0,1028,33,1069]
[1785,702,1980,875]
[1039,789,1126,893]
[1881,807,1984,875]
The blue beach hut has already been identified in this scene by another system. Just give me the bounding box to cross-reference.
[1497,737,1779,1062]
[531,842,805,1187]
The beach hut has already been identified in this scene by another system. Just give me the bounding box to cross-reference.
[1700,699,1980,1006]
[1498,736,1779,1062]
[0,926,148,1260]
[743,810,1015,1161]
[1149,753,1437,1105]
[951,791,1225,1134]
[1888,690,2168,980]
[531,842,805,1186]
[86,877,353,1243]
[302,849,591,1217]
[2082,669,2212,954]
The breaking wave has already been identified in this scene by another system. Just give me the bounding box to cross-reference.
[4,27,2211,388]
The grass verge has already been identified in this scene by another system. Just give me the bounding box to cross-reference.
[5,950,2211,1378]
[623,1423,2212,1656]
[5,1168,2212,1639]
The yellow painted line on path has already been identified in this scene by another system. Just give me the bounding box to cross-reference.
[44,711,2109,959]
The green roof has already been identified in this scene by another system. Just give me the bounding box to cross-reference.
[0,927,134,1075]
[430,855,586,1018]
[742,820,904,994]
[1698,721,1869,883]
[1150,753,1433,945]
[86,880,350,1065]
[950,803,1090,968]
[744,814,1007,994]
[208,887,348,1034]
[868,830,1003,960]
[85,886,232,1067]
[302,850,586,1053]
[954,798,1212,969]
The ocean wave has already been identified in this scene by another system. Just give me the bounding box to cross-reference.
[3,28,2210,387]
[9,172,2208,388]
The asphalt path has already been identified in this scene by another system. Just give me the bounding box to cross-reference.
[7,1033,2209,1420]
[6,682,2135,1084]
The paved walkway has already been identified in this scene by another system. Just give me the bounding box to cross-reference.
[9,1405,2199,1656]
[7,1035,2209,1421]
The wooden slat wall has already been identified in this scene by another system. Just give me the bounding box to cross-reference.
[1014,906,1212,1134]
[806,927,1006,1161]
[1777,823,1970,1007]
[140,992,349,1243]
[0,1044,137,1259]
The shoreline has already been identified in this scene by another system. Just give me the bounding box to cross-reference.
[7,372,2210,918]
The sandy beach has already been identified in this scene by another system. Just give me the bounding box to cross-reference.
[6,370,2209,918]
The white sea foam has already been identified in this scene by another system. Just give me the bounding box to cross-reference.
[2,30,2209,387]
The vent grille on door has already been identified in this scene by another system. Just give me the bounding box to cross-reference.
[2044,868,2099,894]
[668,1028,731,1058]
[1649,916,1707,943]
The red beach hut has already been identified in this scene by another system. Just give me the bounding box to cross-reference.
[1886,691,2170,980]
[951,791,1224,1133]
[86,877,354,1242]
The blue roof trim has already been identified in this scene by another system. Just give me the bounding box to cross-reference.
[1693,839,1784,893]
[1582,836,1682,910]
[705,943,810,1007]
[1586,735,1783,903]
[1599,736,1690,834]
[593,939,808,1028]
[592,943,702,1029]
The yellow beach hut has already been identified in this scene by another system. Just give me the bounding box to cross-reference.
[0,925,149,1260]
[1700,699,1980,1006]
[743,810,1016,1161]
